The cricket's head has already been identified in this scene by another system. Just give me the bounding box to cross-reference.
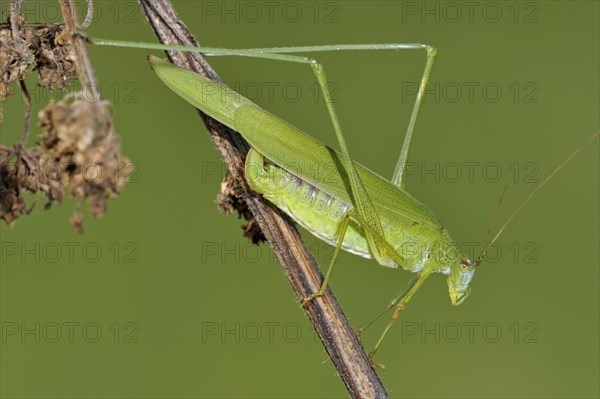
[447,259,475,306]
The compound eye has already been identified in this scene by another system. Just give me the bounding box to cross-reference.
[460,259,471,268]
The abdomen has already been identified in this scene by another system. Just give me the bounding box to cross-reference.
[245,148,444,272]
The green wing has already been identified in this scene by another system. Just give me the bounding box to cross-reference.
[234,105,442,228]
[149,55,442,228]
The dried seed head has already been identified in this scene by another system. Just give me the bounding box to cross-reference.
[38,97,131,231]
[217,173,266,244]
[0,160,27,226]
[0,16,34,89]
[0,15,76,97]
[0,146,64,226]
[29,25,76,90]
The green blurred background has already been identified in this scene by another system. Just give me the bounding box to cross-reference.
[1,1,598,398]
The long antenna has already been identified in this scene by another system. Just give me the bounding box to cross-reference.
[475,185,508,265]
[475,130,599,266]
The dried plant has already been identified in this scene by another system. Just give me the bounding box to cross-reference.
[0,8,130,232]
[38,97,131,232]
